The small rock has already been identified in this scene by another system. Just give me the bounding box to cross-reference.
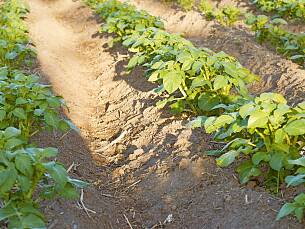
[129,148,144,160]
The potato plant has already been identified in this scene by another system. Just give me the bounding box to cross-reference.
[190,93,305,220]
[0,127,87,228]
[95,0,164,45]
[246,14,305,67]
[0,0,35,69]
[252,0,305,21]
[90,0,258,116]
[171,0,242,26]
[199,0,242,26]
[87,0,305,222]
[0,68,75,138]
[177,0,195,11]
[0,1,87,228]
[124,28,258,114]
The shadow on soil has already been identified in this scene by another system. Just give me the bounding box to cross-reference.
[84,9,305,227]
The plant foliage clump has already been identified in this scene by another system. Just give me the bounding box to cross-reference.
[246,14,305,67]
[252,0,305,21]
[86,0,305,222]
[0,1,87,228]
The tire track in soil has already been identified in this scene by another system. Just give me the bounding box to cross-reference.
[27,0,305,228]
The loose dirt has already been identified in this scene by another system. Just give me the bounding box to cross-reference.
[26,0,305,228]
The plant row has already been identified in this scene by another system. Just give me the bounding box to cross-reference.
[172,0,305,67]
[0,1,86,228]
[173,0,243,26]
[252,0,305,21]
[246,14,305,67]
[86,0,305,222]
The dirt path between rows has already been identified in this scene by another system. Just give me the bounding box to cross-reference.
[27,0,304,228]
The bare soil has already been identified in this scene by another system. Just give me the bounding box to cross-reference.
[26,0,305,228]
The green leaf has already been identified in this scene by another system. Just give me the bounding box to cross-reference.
[43,162,68,189]
[16,97,28,105]
[298,101,305,109]
[5,138,24,150]
[294,193,305,204]
[44,110,60,128]
[271,18,287,25]
[63,120,79,132]
[40,147,58,158]
[127,55,139,69]
[0,205,16,221]
[239,103,254,118]
[0,166,17,193]
[275,129,286,144]
[285,174,305,187]
[236,161,261,184]
[295,207,304,222]
[288,157,305,167]
[205,115,234,133]
[269,152,285,171]
[204,150,224,156]
[291,55,305,60]
[213,75,228,90]
[12,108,26,120]
[68,178,89,188]
[170,100,185,114]
[60,183,79,199]
[15,153,33,177]
[187,116,207,128]
[34,109,44,116]
[191,77,210,89]
[216,150,239,167]
[5,51,17,60]
[148,71,159,82]
[18,175,32,192]
[284,120,305,136]
[248,110,268,129]
[181,58,194,71]
[252,152,270,165]
[0,110,6,121]
[198,93,221,112]
[258,93,287,104]
[156,97,175,109]
[276,203,296,221]
[47,97,62,108]
[4,127,21,139]
[22,214,46,228]
[163,71,183,94]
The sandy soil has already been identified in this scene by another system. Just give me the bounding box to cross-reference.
[26,0,305,228]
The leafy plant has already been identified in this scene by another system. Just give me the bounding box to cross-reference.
[177,0,195,11]
[252,0,305,21]
[124,28,258,114]
[277,156,305,222]
[191,93,305,185]
[0,68,74,138]
[246,14,305,67]
[0,127,87,228]
[95,0,164,45]
[277,192,305,222]
[0,1,87,228]
[87,0,305,222]
[0,0,35,69]
[199,0,242,26]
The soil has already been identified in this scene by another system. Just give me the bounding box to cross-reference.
[25,0,305,229]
